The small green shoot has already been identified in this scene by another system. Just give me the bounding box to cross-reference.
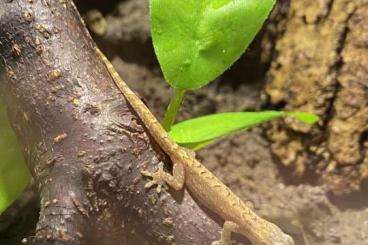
[169,111,319,150]
[0,99,30,214]
[161,89,186,131]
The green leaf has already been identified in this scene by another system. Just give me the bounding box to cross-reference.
[285,111,320,125]
[169,111,319,149]
[151,0,276,89]
[0,99,30,214]
[180,139,215,151]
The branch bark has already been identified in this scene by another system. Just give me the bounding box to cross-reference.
[0,0,227,244]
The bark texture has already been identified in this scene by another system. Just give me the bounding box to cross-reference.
[265,0,368,194]
[0,0,225,244]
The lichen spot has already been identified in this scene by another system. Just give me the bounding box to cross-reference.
[77,151,86,157]
[34,23,51,39]
[23,112,29,121]
[53,133,67,143]
[163,217,173,226]
[23,11,33,22]
[12,44,21,57]
[35,36,44,54]
[48,69,62,82]
[7,69,16,79]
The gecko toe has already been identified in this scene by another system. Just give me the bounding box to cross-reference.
[154,179,168,193]
[211,241,225,245]
[144,181,155,189]
[141,162,168,193]
[140,169,153,177]
[144,179,167,193]
[143,178,166,193]
[157,161,164,171]
[156,184,162,193]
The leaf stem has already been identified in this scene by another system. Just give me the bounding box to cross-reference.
[161,88,186,131]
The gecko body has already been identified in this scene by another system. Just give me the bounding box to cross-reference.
[96,48,294,245]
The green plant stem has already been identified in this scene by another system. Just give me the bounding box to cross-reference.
[162,88,186,131]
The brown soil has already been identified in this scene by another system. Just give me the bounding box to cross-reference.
[1,0,367,244]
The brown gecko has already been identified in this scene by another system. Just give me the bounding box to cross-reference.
[96,47,294,245]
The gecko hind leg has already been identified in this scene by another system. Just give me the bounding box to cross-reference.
[141,161,185,193]
[212,221,240,245]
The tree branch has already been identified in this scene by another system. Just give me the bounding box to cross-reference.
[0,0,226,244]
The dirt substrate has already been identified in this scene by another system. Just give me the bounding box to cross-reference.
[1,0,367,244]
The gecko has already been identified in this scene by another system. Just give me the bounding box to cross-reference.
[95,47,294,245]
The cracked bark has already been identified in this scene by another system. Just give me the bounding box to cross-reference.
[264,0,368,194]
[0,0,227,244]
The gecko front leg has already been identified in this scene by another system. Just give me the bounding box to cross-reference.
[141,160,185,193]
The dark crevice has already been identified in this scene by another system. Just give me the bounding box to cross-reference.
[75,0,120,15]
[314,0,335,24]
[320,10,355,132]
[359,130,368,160]
[267,0,291,61]
[0,190,39,244]
[324,0,335,20]
[261,97,287,111]
[327,179,368,210]
[96,38,157,68]
[274,153,321,187]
